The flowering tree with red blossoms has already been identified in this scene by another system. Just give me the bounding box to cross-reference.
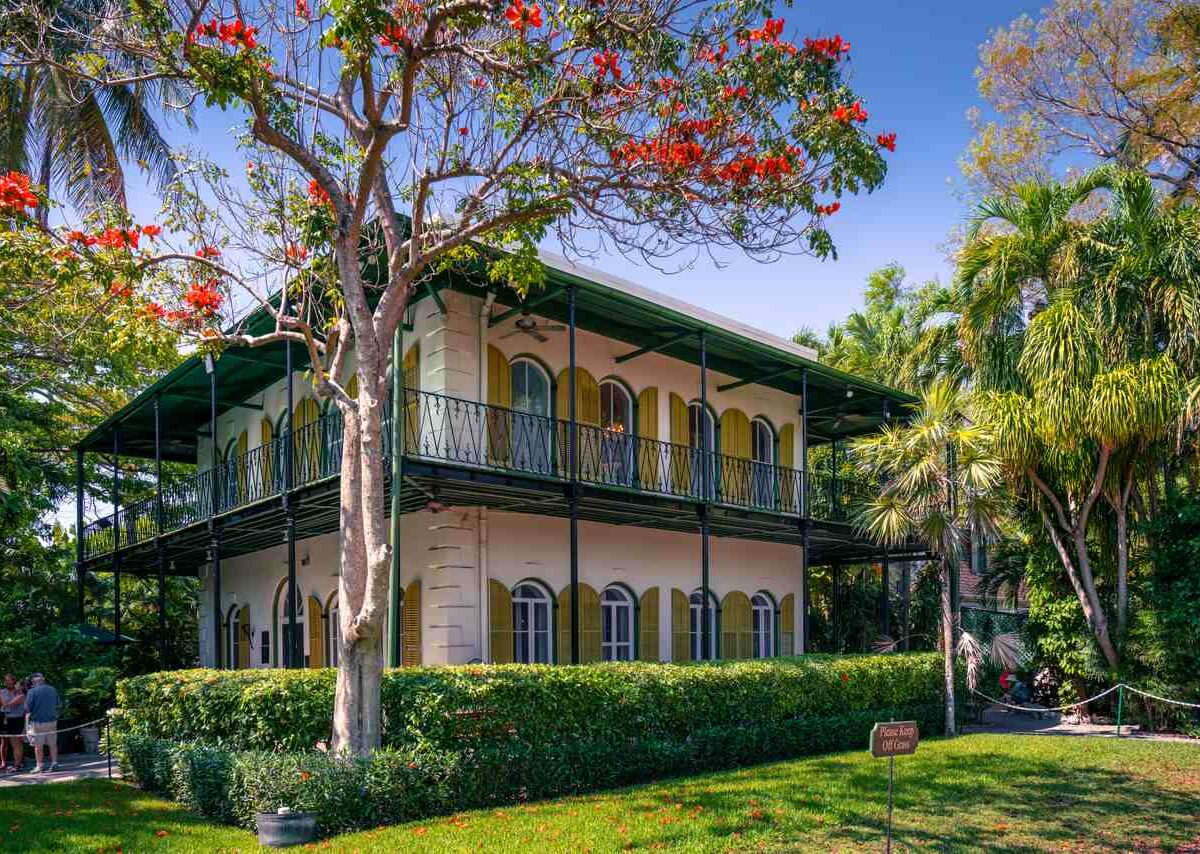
[2,0,895,754]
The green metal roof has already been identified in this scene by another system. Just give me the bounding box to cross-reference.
[78,255,914,462]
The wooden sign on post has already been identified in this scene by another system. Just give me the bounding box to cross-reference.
[870,721,919,758]
[871,721,919,854]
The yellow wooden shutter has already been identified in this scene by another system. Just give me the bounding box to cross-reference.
[555,368,600,478]
[489,579,513,663]
[486,346,512,465]
[779,423,796,511]
[720,591,752,660]
[402,343,420,452]
[780,593,795,656]
[293,398,320,482]
[671,588,689,662]
[236,605,250,668]
[235,430,249,501]
[668,393,690,494]
[347,375,359,399]
[719,408,750,503]
[260,418,275,495]
[557,584,600,663]
[307,595,324,667]
[638,587,659,661]
[401,580,421,666]
[636,387,658,488]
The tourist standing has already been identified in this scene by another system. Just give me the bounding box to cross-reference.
[1,674,25,773]
[25,673,59,773]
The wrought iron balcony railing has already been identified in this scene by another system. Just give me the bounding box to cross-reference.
[81,388,875,559]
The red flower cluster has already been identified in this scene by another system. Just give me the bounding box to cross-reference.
[741,17,784,45]
[308,179,331,206]
[697,42,728,66]
[142,224,162,238]
[831,101,868,123]
[195,245,221,259]
[97,228,141,250]
[183,279,224,314]
[504,0,542,34]
[109,281,133,298]
[142,302,167,320]
[876,132,897,152]
[816,201,841,215]
[0,171,38,214]
[295,0,309,16]
[285,242,309,262]
[803,35,850,62]
[718,153,793,186]
[722,84,748,100]
[379,23,409,52]
[592,50,621,80]
[611,138,706,172]
[191,18,258,50]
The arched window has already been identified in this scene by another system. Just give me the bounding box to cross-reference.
[326,592,340,669]
[687,403,715,497]
[751,418,775,507]
[510,358,552,474]
[512,581,552,664]
[601,586,634,661]
[225,604,245,669]
[274,582,307,668]
[599,380,634,486]
[689,589,717,660]
[752,592,775,658]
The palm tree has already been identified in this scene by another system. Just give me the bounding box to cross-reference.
[853,381,1004,736]
[0,0,183,214]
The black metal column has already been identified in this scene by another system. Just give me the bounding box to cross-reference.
[568,285,580,664]
[698,330,711,660]
[155,397,167,664]
[831,559,840,653]
[881,548,891,640]
[284,319,299,669]
[799,369,810,653]
[901,561,911,651]
[111,428,121,647]
[800,369,809,518]
[209,360,222,669]
[75,447,85,623]
[831,438,840,520]
[388,324,403,668]
[800,524,810,653]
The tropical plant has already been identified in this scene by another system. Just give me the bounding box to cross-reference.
[964,168,1197,669]
[0,0,183,212]
[854,380,1005,735]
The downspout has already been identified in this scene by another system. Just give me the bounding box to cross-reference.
[478,291,496,662]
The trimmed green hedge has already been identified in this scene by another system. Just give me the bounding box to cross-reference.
[115,655,951,834]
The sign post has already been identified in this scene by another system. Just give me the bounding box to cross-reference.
[870,721,919,854]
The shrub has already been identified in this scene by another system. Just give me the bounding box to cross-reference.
[115,654,951,835]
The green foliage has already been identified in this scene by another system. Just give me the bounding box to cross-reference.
[115,655,949,831]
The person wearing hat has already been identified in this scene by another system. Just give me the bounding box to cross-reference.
[24,673,60,773]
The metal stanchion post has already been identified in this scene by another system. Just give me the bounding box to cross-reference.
[1116,684,1124,737]
[106,718,112,779]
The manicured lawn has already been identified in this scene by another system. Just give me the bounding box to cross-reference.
[2,735,1198,852]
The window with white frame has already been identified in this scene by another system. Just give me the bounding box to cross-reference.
[687,403,715,498]
[275,583,307,668]
[327,594,340,668]
[225,605,241,669]
[512,582,552,663]
[510,359,553,474]
[599,380,634,485]
[750,418,775,507]
[752,592,774,658]
[601,586,634,660]
[688,589,717,660]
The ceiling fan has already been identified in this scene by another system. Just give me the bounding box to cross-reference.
[498,311,566,343]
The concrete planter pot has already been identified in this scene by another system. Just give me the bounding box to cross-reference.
[256,810,318,847]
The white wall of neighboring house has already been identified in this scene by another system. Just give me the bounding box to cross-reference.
[195,287,809,668]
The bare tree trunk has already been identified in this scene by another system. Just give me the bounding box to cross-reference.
[1071,527,1119,668]
[1115,502,1128,636]
[939,554,956,737]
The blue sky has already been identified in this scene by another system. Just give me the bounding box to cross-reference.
[121,0,1042,339]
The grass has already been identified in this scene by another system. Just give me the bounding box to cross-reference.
[1,734,1198,852]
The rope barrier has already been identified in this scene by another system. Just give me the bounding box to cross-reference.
[14,716,110,736]
[972,683,1200,714]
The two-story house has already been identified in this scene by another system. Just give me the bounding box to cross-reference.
[74,252,924,670]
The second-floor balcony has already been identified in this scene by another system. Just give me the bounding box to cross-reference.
[81,388,876,561]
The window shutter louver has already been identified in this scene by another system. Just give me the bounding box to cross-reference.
[555,368,600,477]
[668,394,690,494]
[670,588,689,662]
[720,591,752,660]
[489,579,513,663]
[402,580,421,666]
[402,344,420,452]
[779,423,796,511]
[307,595,324,667]
[780,593,796,655]
[261,418,275,494]
[719,409,750,502]
[486,346,512,464]
[636,387,658,488]
[557,584,601,663]
[638,587,659,661]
